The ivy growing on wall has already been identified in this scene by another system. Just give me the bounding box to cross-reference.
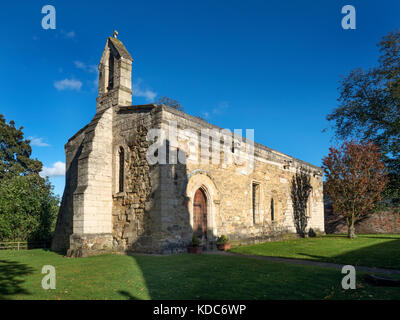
[291,168,312,238]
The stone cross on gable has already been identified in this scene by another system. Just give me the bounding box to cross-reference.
[113,30,118,38]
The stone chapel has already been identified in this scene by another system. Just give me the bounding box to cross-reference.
[51,34,324,257]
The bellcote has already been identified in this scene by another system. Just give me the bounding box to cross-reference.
[97,33,133,112]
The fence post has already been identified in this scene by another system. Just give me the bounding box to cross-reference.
[17,242,20,251]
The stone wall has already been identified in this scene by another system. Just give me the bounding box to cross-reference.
[54,103,325,256]
[112,125,154,252]
[325,206,400,234]
[154,107,325,251]
[52,106,114,255]
[111,106,164,253]
[51,128,86,253]
[109,105,325,254]
[61,106,114,257]
[68,233,113,258]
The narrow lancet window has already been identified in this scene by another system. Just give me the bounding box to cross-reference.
[119,147,124,192]
[252,182,260,224]
[108,53,114,90]
[270,198,275,221]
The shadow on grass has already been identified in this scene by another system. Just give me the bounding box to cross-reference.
[118,290,140,300]
[121,252,400,300]
[120,254,224,300]
[0,259,34,299]
[116,237,400,299]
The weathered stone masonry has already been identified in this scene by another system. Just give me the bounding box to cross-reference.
[112,125,153,252]
[51,35,325,257]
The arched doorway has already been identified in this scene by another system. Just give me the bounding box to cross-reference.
[193,188,207,245]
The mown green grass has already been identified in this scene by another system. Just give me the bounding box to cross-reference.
[231,234,400,269]
[0,248,399,300]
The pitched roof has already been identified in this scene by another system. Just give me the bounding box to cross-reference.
[108,37,133,61]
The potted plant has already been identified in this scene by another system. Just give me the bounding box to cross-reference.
[216,235,231,251]
[188,234,202,254]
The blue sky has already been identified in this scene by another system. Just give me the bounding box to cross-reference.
[1,0,399,197]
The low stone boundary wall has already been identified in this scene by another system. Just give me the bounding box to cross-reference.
[325,208,400,234]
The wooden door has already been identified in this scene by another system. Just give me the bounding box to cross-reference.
[193,188,207,241]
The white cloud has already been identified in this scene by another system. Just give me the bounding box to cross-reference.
[54,79,82,91]
[74,61,98,73]
[202,101,229,118]
[40,162,65,178]
[133,79,157,102]
[74,61,85,69]
[212,101,229,115]
[73,61,99,91]
[28,136,50,147]
[61,30,75,39]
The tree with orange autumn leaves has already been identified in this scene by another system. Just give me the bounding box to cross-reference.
[322,141,388,238]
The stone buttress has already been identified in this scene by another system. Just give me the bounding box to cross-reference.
[51,36,133,257]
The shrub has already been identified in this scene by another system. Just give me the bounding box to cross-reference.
[308,228,316,238]
[217,235,229,245]
[191,234,200,247]
[308,228,324,238]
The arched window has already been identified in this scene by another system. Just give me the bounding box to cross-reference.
[119,147,124,192]
[270,198,275,221]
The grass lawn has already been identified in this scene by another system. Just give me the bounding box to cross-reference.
[1,249,400,300]
[231,234,400,270]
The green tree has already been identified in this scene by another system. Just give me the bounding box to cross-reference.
[326,30,400,204]
[0,114,59,242]
[0,175,59,241]
[0,114,42,179]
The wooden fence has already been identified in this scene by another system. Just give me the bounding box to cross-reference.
[0,241,50,250]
